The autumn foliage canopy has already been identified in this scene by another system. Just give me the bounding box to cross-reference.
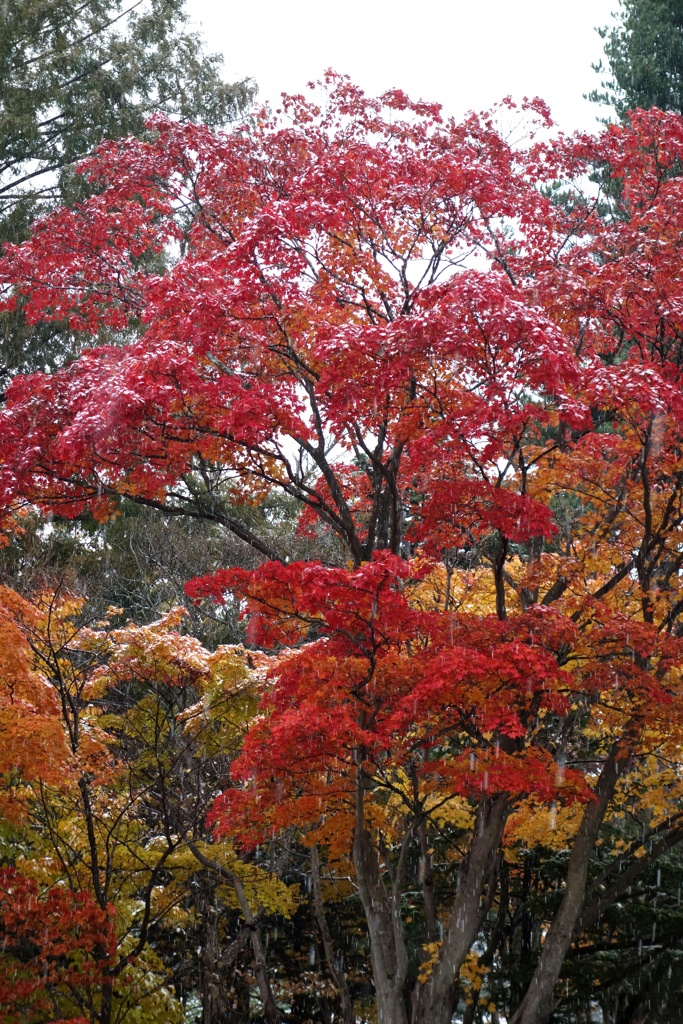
[3,74,683,1023]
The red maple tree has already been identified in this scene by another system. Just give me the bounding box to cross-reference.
[3,75,683,1023]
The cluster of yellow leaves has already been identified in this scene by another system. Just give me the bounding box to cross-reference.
[418,944,492,1009]
[407,559,526,615]
[0,587,296,1022]
[168,840,298,919]
[505,799,585,854]
[114,945,185,1024]
[417,940,442,984]
[459,951,489,1006]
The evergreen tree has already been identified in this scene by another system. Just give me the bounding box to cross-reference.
[0,0,255,240]
[591,0,683,117]
[0,0,256,378]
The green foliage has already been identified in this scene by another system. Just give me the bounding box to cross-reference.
[591,0,683,117]
[0,0,256,380]
[0,0,254,237]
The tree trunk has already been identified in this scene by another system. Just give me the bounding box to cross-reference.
[187,841,281,1024]
[418,819,439,944]
[310,845,356,1024]
[414,794,509,1024]
[352,769,410,1024]
[99,978,113,1024]
[509,750,627,1024]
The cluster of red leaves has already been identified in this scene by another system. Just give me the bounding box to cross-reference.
[0,868,115,1024]
[196,555,597,848]
[0,76,622,543]
[195,550,683,849]
[412,477,558,553]
[0,90,681,554]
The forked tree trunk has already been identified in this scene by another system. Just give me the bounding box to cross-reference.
[509,750,627,1024]
[353,820,410,1024]
[353,752,628,1024]
[413,795,509,1024]
[188,841,281,1024]
[353,776,509,1024]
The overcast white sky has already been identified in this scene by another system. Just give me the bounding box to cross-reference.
[186,0,619,134]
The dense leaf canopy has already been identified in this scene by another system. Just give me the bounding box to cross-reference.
[4,75,683,1023]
